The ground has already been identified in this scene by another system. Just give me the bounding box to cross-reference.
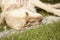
[0,0,60,40]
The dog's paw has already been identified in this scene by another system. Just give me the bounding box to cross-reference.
[54,10,60,16]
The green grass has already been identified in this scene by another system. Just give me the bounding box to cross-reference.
[0,25,5,32]
[0,21,60,40]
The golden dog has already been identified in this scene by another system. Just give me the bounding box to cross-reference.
[0,0,60,30]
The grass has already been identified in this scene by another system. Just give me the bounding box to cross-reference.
[0,21,60,40]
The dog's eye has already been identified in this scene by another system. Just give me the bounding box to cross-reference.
[26,12,28,16]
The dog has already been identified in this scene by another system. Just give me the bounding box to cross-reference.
[0,0,42,30]
[0,0,60,30]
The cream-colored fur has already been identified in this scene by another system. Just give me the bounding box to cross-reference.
[0,0,60,30]
[0,7,42,30]
[0,0,60,15]
[48,3,60,8]
[0,0,42,30]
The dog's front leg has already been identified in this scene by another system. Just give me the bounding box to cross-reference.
[31,0,56,13]
[48,3,60,9]
[31,0,60,16]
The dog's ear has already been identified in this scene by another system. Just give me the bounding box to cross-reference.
[25,12,29,21]
[26,12,29,16]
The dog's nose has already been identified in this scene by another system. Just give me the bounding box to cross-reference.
[37,16,43,22]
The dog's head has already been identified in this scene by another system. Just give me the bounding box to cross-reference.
[25,12,43,26]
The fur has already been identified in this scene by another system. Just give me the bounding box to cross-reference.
[0,0,60,30]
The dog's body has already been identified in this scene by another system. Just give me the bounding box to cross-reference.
[0,0,60,30]
[0,0,42,30]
